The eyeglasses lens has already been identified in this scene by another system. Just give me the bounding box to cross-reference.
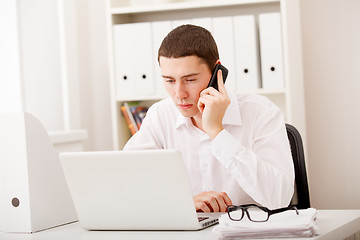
[228,209,243,220]
[246,206,268,222]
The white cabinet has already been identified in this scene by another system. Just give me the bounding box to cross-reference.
[106,0,306,150]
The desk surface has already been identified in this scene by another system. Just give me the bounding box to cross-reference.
[1,210,360,240]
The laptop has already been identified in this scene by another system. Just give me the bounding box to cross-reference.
[59,149,221,230]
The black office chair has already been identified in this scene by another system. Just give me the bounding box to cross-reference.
[285,123,310,209]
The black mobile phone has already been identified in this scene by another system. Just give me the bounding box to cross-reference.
[207,63,228,91]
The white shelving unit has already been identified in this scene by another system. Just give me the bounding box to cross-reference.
[106,0,306,150]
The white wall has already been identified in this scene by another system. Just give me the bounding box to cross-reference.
[84,0,114,151]
[300,0,360,209]
[0,1,24,112]
[59,0,114,150]
[0,0,65,129]
[0,0,113,151]
[73,0,113,151]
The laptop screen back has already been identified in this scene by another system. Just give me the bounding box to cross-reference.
[60,149,202,230]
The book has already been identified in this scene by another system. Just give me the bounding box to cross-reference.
[124,102,138,132]
[138,106,148,121]
[120,105,137,135]
[130,106,142,130]
[121,102,149,135]
[131,106,148,129]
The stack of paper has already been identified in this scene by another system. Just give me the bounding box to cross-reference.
[213,208,318,239]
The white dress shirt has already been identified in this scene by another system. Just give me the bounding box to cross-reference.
[124,91,294,210]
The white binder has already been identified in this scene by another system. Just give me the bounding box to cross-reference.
[171,19,193,29]
[0,112,77,233]
[113,22,155,99]
[212,16,236,90]
[151,20,172,97]
[233,15,261,91]
[258,13,284,89]
[192,17,213,33]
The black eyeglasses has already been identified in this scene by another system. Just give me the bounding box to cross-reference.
[226,204,299,222]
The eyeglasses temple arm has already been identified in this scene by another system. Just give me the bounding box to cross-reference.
[269,206,299,215]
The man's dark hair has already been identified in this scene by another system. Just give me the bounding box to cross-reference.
[158,24,219,72]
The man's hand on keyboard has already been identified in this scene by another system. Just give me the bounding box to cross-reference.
[193,191,233,212]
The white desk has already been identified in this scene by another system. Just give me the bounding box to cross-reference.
[1,210,360,240]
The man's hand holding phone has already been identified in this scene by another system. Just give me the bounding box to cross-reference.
[197,65,230,140]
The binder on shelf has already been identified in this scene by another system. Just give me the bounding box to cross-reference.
[0,112,77,233]
[233,15,261,91]
[212,16,236,90]
[258,12,284,90]
[113,22,155,99]
[192,17,213,33]
[171,19,193,29]
[151,21,172,97]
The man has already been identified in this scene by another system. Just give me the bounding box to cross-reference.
[124,24,294,212]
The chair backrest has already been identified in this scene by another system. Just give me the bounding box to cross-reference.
[285,123,310,209]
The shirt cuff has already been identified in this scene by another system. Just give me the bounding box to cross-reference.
[210,129,245,167]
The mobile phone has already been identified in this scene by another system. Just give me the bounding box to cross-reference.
[207,63,228,91]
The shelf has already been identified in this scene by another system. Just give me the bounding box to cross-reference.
[107,0,306,150]
[111,0,279,15]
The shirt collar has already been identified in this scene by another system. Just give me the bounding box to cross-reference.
[174,89,242,129]
[175,109,192,129]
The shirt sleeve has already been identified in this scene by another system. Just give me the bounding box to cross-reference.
[210,106,295,210]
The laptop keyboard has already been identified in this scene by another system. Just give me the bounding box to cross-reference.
[198,216,209,222]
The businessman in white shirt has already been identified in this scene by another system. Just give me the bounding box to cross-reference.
[124,24,294,212]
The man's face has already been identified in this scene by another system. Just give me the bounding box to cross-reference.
[159,56,212,118]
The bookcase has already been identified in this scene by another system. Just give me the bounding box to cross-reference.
[106,0,306,150]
